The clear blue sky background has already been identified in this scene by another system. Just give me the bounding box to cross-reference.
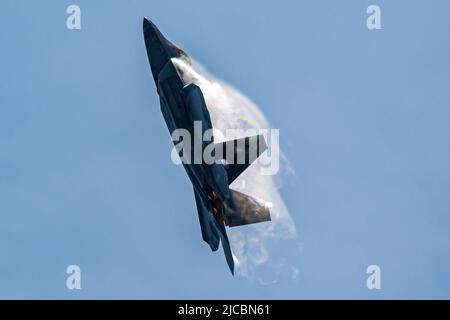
[1,0,450,299]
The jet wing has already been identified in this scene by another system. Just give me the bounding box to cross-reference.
[214,134,268,184]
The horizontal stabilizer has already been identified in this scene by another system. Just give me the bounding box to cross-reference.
[214,134,267,184]
[224,189,271,227]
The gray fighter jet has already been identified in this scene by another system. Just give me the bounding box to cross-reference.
[143,17,271,274]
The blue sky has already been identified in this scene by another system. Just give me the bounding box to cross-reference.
[1,0,450,299]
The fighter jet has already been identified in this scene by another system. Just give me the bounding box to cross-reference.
[143,17,271,274]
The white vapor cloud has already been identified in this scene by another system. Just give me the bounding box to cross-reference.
[171,57,299,281]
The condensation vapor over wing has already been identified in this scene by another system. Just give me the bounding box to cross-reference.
[172,58,300,280]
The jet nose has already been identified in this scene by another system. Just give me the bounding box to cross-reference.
[143,17,189,87]
[143,16,152,27]
[143,17,175,86]
[143,17,182,59]
[143,17,159,41]
[143,17,176,50]
[143,16,151,28]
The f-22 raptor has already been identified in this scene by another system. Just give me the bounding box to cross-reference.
[143,17,271,274]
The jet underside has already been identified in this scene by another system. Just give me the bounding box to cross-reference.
[143,17,271,274]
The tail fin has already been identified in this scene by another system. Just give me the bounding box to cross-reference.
[224,189,271,227]
[219,228,235,275]
[214,134,267,184]
[193,189,219,251]
[211,217,235,274]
